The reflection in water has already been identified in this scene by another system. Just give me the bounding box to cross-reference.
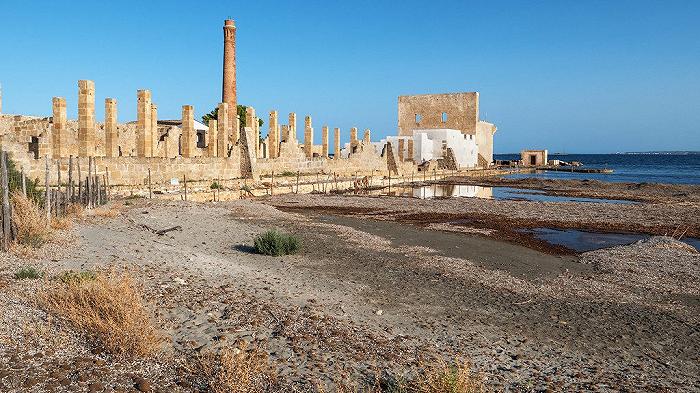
[380,184,633,204]
[408,184,493,199]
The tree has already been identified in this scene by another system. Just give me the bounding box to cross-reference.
[201,105,264,128]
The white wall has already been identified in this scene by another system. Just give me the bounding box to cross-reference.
[411,129,479,168]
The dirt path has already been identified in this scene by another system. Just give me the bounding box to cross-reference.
[40,198,698,391]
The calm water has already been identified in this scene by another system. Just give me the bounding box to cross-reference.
[521,228,700,252]
[495,153,700,185]
[380,184,634,204]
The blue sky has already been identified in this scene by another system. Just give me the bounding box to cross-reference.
[1,0,698,153]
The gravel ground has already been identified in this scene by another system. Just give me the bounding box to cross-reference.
[0,195,698,392]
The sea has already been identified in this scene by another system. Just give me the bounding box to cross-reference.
[494,153,700,185]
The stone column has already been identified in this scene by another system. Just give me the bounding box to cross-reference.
[363,129,371,143]
[304,116,313,158]
[254,117,261,158]
[150,104,158,157]
[207,119,218,157]
[350,127,358,144]
[321,125,329,157]
[136,89,152,157]
[222,20,237,131]
[105,98,118,158]
[217,103,229,157]
[398,138,405,162]
[52,97,67,158]
[269,110,278,158]
[280,125,289,143]
[181,105,195,158]
[333,127,340,159]
[245,107,257,156]
[288,112,297,143]
[78,80,95,157]
[233,115,240,145]
[407,139,414,161]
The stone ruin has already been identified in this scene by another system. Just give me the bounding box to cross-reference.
[0,19,497,189]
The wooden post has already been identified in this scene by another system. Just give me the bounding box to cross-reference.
[271,171,274,196]
[68,156,73,201]
[87,157,93,208]
[77,158,82,203]
[56,159,62,213]
[388,171,391,195]
[45,156,51,222]
[105,167,110,201]
[21,170,27,196]
[295,171,300,194]
[96,176,101,206]
[184,174,188,201]
[1,152,11,250]
[148,168,152,199]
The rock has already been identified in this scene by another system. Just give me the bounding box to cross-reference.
[375,309,383,316]
[134,377,151,392]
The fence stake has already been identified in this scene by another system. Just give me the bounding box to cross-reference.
[96,176,101,206]
[68,156,73,201]
[184,174,188,201]
[271,171,274,196]
[21,170,27,196]
[102,175,107,203]
[1,152,11,251]
[295,171,300,194]
[105,167,110,201]
[148,168,152,199]
[87,157,93,209]
[45,155,51,223]
[77,158,82,203]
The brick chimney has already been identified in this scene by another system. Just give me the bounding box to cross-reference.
[222,19,237,132]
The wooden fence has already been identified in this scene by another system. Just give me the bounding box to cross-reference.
[0,153,109,251]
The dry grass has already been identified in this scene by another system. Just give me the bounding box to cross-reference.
[38,270,161,358]
[89,205,120,218]
[10,191,50,248]
[65,203,85,218]
[411,360,484,393]
[318,360,484,393]
[50,216,73,230]
[196,342,280,393]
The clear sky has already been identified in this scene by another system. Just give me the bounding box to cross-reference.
[1,0,698,153]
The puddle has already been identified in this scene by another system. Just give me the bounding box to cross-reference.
[376,184,636,204]
[521,228,700,252]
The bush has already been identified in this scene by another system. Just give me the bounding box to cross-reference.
[6,156,43,204]
[39,270,161,357]
[11,191,50,248]
[253,230,300,256]
[56,270,97,285]
[196,342,279,393]
[211,181,223,190]
[412,360,484,393]
[14,266,43,280]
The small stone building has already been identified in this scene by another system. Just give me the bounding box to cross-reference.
[521,149,548,166]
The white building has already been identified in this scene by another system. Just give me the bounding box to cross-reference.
[412,129,479,168]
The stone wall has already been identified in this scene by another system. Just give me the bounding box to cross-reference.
[26,156,243,186]
[398,92,479,137]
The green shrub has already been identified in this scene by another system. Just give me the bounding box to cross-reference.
[57,270,97,285]
[277,171,297,177]
[15,266,43,280]
[210,181,223,190]
[253,230,300,256]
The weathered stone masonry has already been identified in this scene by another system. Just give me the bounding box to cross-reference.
[78,80,95,157]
